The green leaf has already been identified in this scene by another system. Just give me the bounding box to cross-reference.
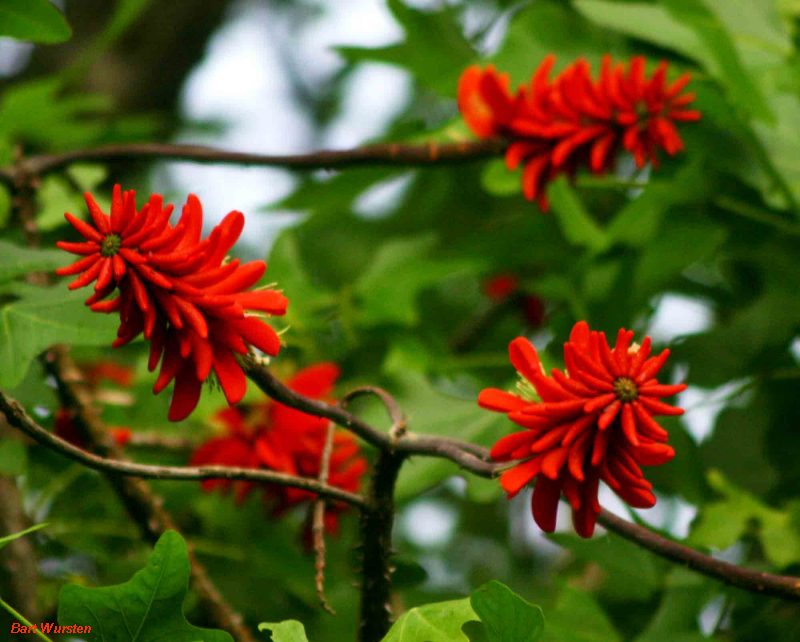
[548,178,608,252]
[689,469,800,568]
[382,597,477,642]
[0,240,66,285]
[661,0,773,123]
[470,581,545,642]
[542,586,621,642]
[58,530,233,642]
[353,235,476,327]
[573,1,706,61]
[0,438,27,475]
[337,0,474,93]
[258,620,309,642]
[0,523,47,550]
[0,0,71,44]
[0,287,118,388]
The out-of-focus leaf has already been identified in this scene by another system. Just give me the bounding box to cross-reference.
[258,620,309,642]
[337,0,474,93]
[0,287,118,387]
[633,569,713,642]
[661,0,772,122]
[0,438,27,475]
[382,596,477,642]
[353,235,476,327]
[0,0,71,43]
[470,581,545,642]
[481,159,521,196]
[0,240,66,284]
[58,530,233,642]
[549,533,661,601]
[542,585,622,642]
[549,178,608,252]
[0,79,111,149]
[574,1,705,61]
[689,469,800,568]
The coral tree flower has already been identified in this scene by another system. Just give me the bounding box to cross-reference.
[458,55,701,210]
[56,186,288,421]
[190,363,367,535]
[479,321,685,537]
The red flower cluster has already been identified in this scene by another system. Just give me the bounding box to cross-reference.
[483,273,546,328]
[56,186,288,421]
[190,364,367,535]
[458,56,701,210]
[479,321,685,537]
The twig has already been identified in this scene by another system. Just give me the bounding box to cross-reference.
[342,386,407,441]
[0,139,506,183]
[358,450,405,642]
[312,422,337,615]
[125,433,196,450]
[0,388,367,510]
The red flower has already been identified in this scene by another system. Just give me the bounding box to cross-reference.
[190,364,367,535]
[56,186,288,421]
[458,56,701,210]
[478,321,685,537]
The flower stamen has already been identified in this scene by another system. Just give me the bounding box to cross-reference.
[613,377,638,402]
[100,234,121,257]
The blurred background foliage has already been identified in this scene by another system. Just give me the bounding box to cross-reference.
[1,0,800,640]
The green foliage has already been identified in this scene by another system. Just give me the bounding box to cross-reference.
[258,620,310,642]
[0,287,118,387]
[690,469,800,568]
[58,530,234,642]
[0,0,71,44]
[0,240,65,285]
[470,581,545,642]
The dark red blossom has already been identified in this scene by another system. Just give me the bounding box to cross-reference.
[54,361,135,449]
[483,273,546,328]
[479,321,685,537]
[56,186,288,421]
[190,364,367,535]
[458,56,701,210]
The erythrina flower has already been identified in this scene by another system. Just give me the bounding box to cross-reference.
[56,186,288,421]
[458,56,701,210]
[190,363,367,536]
[478,321,685,537]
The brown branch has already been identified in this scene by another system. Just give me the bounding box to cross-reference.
[596,510,800,601]
[0,387,367,510]
[125,432,196,450]
[312,422,337,615]
[0,139,506,182]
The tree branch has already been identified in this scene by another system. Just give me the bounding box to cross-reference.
[0,139,505,183]
[0,388,367,510]
[596,510,800,601]
[312,422,337,615]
